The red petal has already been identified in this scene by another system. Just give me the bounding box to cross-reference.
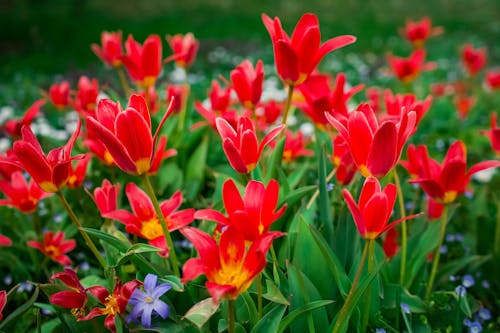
[115,109,153,168]
[194,209,229,225]
[206,282,236,304]
[125,183,156,221]
[182,258,206,283]
[367,121,397,178]
[342,189,367,236]
[275,40,299,83]
[222,179,244,216]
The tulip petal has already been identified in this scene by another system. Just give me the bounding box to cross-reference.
[367,121,397,178]
[275,40,299,83]
[194,209,229,225]
[222,179,244,216]
[342,189,367,236]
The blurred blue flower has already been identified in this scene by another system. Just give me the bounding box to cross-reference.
[468,321,482,333]
[375,329,386,333]
[481,280,490,289]
[455,285,467,297]
[400,303,411,314]
[440,245,448,254]
[477,308,491,321]
[462,275,475,288]
[127,274,172,328]
[446,234,456,242]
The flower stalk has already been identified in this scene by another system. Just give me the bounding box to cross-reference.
[228,299,236,333]
[393,169,408,285]
[425,204,448,300]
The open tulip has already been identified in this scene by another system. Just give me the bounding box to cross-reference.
[121,34,163,87]
[216,116,284,174]
[387,49,435,83]
[49,81,71,110]
[0,171,52,213]
[27,231,76,265]
[50,268,88,317]
[409,141,500,204]
[195,178,286,241]
[91,30,123,68]
[262,13,356,86]
[326,104,416,178]
[166,33,199,69]
[181,226,283,304]
[461,44,487,76]
[384,90,432,126]
[230,60,264,110]
[73,76,99,118]
[400,17,443,48]
[2,99,45,139]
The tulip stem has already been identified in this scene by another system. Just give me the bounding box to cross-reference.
[332,239,370,333]
[228,299,236,333]
[56,191,106,268]
[116,66,131,97]
[142,174,180,277]
[425,205,448,300]
[281,85,295,128]
[361,238,375,331]
[494,199,500,257]
[257,273,263,319]
[393,169,408,285]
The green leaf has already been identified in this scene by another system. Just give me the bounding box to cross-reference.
[277,300,334,333]
[0,286,39,330]
[183,298,219,329]
[161,275,184,292]
[241,291,259,327]
[250,304,287,333]
[318,145,334,244]
[436,255,490,284]
[184,134,208,200]
[309,224,351,298]
[382,284,426,313]
[263,279,290,305]
[116,243,162,266]
[81,227,128,252]
[265,136,285,183]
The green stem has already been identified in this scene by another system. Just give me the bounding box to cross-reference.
[425,205,448,300]
[494,199,500,257]
[56,191,106,268]
[177,82,190,135]
[116,66,131,97]
[142,174,180,277]
[393,169,408,286]
[361,239,375,331]
[257,273,263,319]
[228,299,236,333]
[280,84,295,128]
[332,239,370,333]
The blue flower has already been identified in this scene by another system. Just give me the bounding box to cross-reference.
[468,321,482,333]
[462,275,475,288]
[400,303,411,314]
[375,329,386,333]
[477,308,491,321]
[455,285,467,297]
[127,274,172,328]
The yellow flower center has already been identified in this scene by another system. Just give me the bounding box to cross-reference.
[141,218,163,240]
[103,295,119,316]
[135,158,151,175]
[45,244,60,258]
[145,296,153,303]
[282,150,293,163]
[442,191,457,204]
[39,181,59,193]
[358,165,371,178]
[103,151,115,166]
[142,77,156,88]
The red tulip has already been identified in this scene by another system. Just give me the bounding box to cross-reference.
[230,60,264,110]
[216,116,284,174]
[103,182,194,257]
[27,231,76,265]
[2,99,45,139]
[10,121,82,192]
[0,234,12,247]
[50,268,88,316]
[409,141,500,204]
[139,85,159,114]
[254,100,282,131]
[281,130,314,163]
[461,44,487,76]
[400,17,443,48]
[0,290,7,321]
[81,279,141,332]
[331,134,357,186]
[343,176,418,239]
[91,31,123,68]
[66,154,91,189]
[384,90,432,126]
[485,69,500,90]
[195,178,286,242]
[326,104,416,178]
[121,34,163,87]
[262,13,356,85]
[454,95,476,119]
[481,113,500,155]
[400,144,436,179]
[73,76,99,118]
[166,84,188,114]
[387,49,435,83]
[91,179,120,215]
[85,94,175,175]
[298,72,363,127]
[166,33,199,69]
[0,171,52,213]
[181,226,283,304]
[194,80,237,130]
[49,81,71,110]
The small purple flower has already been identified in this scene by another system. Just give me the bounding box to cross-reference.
[468,321,482,333]
[462,275,475,288]
[375,329,386,333]
[446,234,456,242]
[440,245,448,254]
[477,308,491,321]
[127,274,172,328]
[455,285,467,297]
[400,303,411,314]
[481,280,490,289]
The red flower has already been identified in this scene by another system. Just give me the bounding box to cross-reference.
[382,228,399,259]
[384,90,432,126]
[262,13,356,85]
[140,86,159,114]
[27,231,76,265]
[0,290,7,321]
[49,81,71,110]
[50,268,88,317]
[0,151,22,180]
[281,130,313,163]
[485,69,500,90]
[400,144,436,179]
[166,84,188,114]
[10,121,82,192]
[0,234,12,247]
[216,116,284,174]
[254,100,282,131]
[400,17,443,48]
[85,94,175,175]
[230,60,264,110]
[2,99,45,139]
[454,95,476,119]
[0,171,52,213]
[66,154,91,189]
[409,141,500,204]
[104,182,194,257]
[91,179,120,215]
[326,104,416,178]
[195,178,286,242]
[461,44,487,76]
[121,34,163,87]
[182,226,283,304]
[91,31,123,68]
[331,134,357,186]
[481,112,500,155]
[81,279,141,332]
[166,33,199,69]
[298,72,363,127]
[387,49,435,83]
[343,177,418,239]
[194,80,238,130]
[73,76,99,118]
